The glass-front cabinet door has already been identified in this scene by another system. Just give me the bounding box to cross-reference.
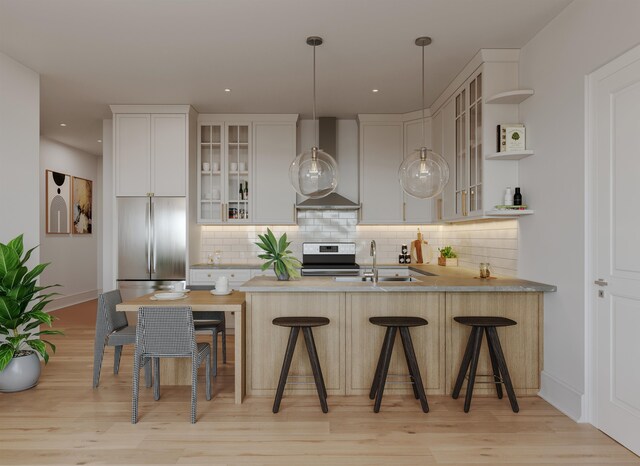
[468,73,482,215]
[198,124,223,222]
[454,70,483,218]
[226,124,250,222]
[197,122,252,223]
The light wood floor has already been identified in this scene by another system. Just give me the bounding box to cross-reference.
[0,300,638,465]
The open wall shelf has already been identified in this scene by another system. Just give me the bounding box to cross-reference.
[486,150,534,161]
[485,89,534,105]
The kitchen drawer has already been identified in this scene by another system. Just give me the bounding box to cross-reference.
[190,268,251,285]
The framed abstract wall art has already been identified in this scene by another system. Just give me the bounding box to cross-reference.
[71,176,92,234]
[45,170,71,234]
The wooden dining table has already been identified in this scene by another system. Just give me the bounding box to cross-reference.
[116,290,246,404]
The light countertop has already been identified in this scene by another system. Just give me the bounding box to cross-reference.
[238,264,556,293]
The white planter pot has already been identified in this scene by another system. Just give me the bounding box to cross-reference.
[0,351,41,392]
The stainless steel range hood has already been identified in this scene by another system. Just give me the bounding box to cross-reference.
[296,117,361,211]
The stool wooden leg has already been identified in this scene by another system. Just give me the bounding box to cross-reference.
[452,327,476,399]
[463,327,484,413]
[400,331,420,400]
[303,328,328,413]
[304,327,327,400]
[485,327,504,399]
[369,327,391,400]
[399,327,429,413]
[487,327,519,413]
[374,327,397,413]
[273,327,299,414]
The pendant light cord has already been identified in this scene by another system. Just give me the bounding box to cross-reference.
[421,42,425,148]
[313,43,317,148]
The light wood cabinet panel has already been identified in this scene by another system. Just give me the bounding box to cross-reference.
[346,293,446,395]
[246,293,345,396]
[115,114,151,196]
[245,290,543,399]
[445,292,543,396]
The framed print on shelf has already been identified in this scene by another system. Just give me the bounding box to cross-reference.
[72,176,92,234]
[45,170,71,234]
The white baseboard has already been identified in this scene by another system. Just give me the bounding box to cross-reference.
[538,370,585,422]
[47,289,99,312]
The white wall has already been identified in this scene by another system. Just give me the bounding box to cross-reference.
[0,52,40,263]
[101,119,115,292]
[39,138,100,309]
[518,0,640,420]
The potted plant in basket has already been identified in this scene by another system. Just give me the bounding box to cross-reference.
[255,229,301,281]
[0,234,62,392]
[438,245,458,267]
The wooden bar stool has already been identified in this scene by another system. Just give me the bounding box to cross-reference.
[272,316,330,414]
[452,316,519,413]
[369,316,429,413]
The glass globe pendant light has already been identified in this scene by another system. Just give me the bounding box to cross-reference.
[289,36,338,198]
[399,37,449,199]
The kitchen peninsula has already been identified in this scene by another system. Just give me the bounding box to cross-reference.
[239,266,555,399]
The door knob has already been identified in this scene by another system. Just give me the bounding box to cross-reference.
[594,279,608,286]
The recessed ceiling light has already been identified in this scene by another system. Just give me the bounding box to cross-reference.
[372,89,379,93]
[97,139,102,143]
[59,123,67,127]
[224,88,231,92]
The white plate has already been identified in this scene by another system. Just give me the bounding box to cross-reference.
[210,290,232,296]
[153,292,186,300]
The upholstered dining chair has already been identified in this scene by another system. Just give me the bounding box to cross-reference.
[187,285,228,375]
[93,290,150,388]
[131,306,212,424]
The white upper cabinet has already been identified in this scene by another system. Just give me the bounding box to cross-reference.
[432,50,533,221]
[359,118,404,224]
[403,116,434,223]
[112,106,191,197]
[252,120,297,224]
[197,114,298,225]
[152,114,187,197]
[114,114,151,197]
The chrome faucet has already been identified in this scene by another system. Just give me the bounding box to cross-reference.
[363,240,379,285]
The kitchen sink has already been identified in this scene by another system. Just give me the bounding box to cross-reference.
[334,276,420,282]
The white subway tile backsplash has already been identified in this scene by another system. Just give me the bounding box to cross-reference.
[200,216,518,276]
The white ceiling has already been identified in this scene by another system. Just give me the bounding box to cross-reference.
[0,0,571,156]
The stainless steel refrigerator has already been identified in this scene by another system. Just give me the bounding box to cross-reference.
[117,197,186,301]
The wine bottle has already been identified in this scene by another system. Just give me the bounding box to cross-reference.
[239,182,243,200]
[243,181,248,200]
[514,187,522,206]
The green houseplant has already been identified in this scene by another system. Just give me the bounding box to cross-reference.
[255,229,301,281]
[0,234,62,392]
[438,245,458,267]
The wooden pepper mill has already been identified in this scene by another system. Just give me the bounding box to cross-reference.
[410,228,430,264]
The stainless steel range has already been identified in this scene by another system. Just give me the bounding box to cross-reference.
[301,242,360,277]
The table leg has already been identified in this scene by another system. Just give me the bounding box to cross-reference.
[235,303,246,404]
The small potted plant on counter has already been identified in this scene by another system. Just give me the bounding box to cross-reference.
[438,246,458,267]
[255,228,301,281]
[0,234,62,392]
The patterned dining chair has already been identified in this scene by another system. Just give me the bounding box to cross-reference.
[93,290,150,388]
[131,306,212,424]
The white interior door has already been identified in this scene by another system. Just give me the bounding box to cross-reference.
[592,45,640,456]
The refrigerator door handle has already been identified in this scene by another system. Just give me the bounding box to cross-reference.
[150,199,156,274]
[145,200,151,274]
